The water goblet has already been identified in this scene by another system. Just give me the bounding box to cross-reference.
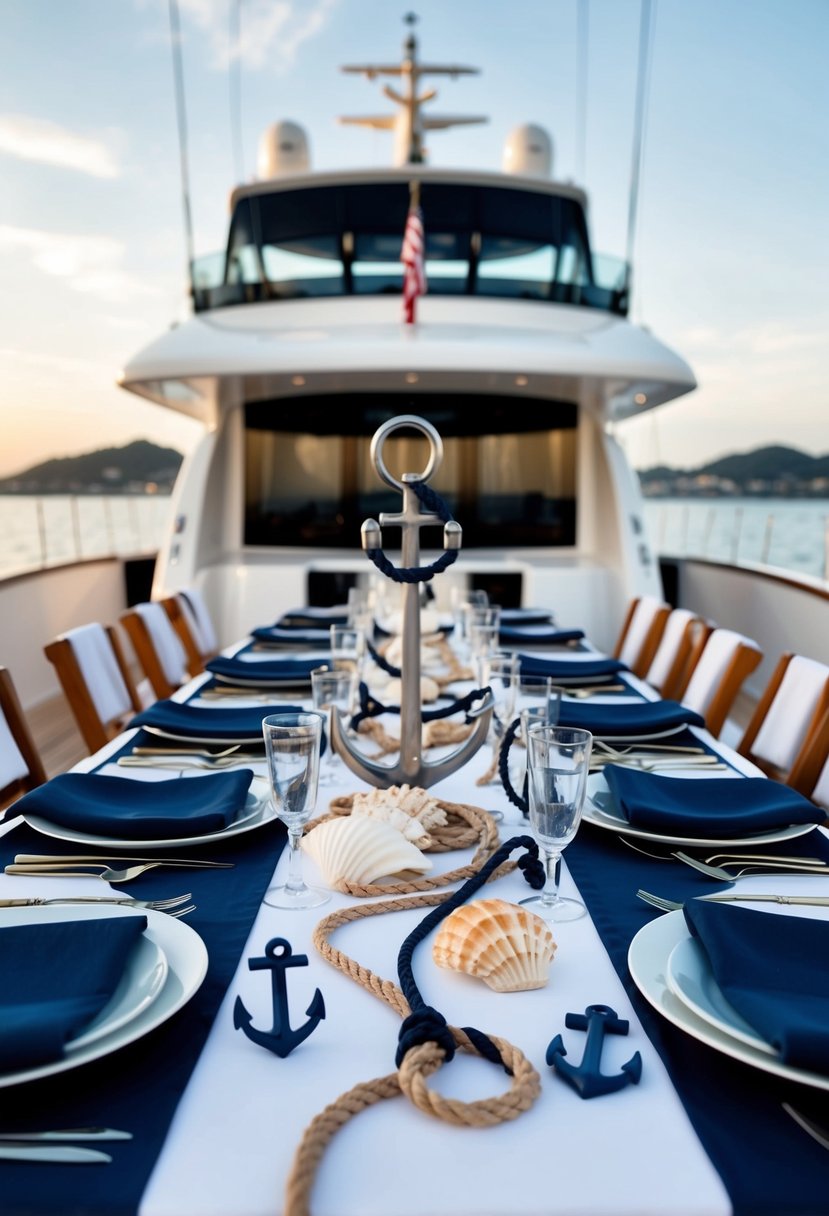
[311,666,356,785]
[521,725,593,922]
[483,652,520,740]
[330,624,365,680]
[469,621,500,684]
[262,712,329,910]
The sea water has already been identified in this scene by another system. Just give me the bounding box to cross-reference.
[0,494,827,584]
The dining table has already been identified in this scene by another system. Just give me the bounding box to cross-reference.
[1,619,828,1216]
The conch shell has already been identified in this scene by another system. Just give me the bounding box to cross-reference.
[432,898,556,993]
[302,816,432,888]
[351,784,448,848]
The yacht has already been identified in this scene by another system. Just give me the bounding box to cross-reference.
[117,24,696,658]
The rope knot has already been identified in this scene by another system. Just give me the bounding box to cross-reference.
[396,1005,456,1067]
[517,852,546,890]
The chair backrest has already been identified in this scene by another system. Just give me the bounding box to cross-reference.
[44,623,143,754]
[737,654,829,790]
[0,667,46,805]
[804,709,829,811]
[613,596,671,677]
[644,609,712,699]
[120,602,190,700]
[679,628,763,738]
[160,590,217,673]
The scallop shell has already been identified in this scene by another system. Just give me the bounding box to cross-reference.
[432,899,556,993]
[302,816,432,887]
[351,784,448,847]
[385,676,440,703]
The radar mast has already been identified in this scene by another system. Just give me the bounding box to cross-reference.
[339,13,487,165]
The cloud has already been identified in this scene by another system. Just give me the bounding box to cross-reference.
[0,114,121,178]
[176,0,338,71]
[0,225,159,303]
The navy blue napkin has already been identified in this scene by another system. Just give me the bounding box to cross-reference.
[558,700,704,738]
[16,770,255,839]
[604,766,825,835]
[501,626,584,645]
[0,914,147,1070]
[131,700,301,740]
[251,625,331,647]
[206,654,320,684]
[500,608,555,625]
[684,900,829,1072]
[278,606,348,628]
[518,654,627,683]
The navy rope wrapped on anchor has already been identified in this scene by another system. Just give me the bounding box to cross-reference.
[351,681,491,732]
[365,481,459,584]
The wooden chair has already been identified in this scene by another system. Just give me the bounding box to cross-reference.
[736,654,829,795]
[677,627,763,738]
[613,596,671,678]
[0,666,47,807]
[44,623,144,754]
[160,589,217,674]
[644,609,712,700]
[803,708,829,811]
[120,602,191,700]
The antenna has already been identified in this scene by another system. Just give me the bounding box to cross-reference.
[339,14,487,165]
[168,0,196,293]
[625,0,656,318]
[575,0,589,184]
[228,0,245,182]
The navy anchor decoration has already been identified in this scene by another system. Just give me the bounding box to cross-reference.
[546,1004,642,1099]
[233,937,325,1058]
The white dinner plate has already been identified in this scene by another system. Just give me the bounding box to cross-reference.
[68,932,168,1051]
[23,780,276,851]
[0,904,207,1088]
[141,724,266,745]
[628,908,829,1092]
[665,936,775,1056]
[583,775,816,848]
[213,673,312,689]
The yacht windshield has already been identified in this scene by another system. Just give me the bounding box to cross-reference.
[244,395,577,550]
[194,182,628,315]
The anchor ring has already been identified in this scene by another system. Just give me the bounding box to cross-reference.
[370,414,443,491]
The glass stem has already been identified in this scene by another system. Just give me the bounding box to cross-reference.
[285,825,306,894]
[540,850,562,907]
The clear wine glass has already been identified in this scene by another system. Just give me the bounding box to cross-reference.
[521,724,593,922]
[311,666,356,786]
[262,712,329,910]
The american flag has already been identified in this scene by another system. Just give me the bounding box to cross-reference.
[401,203,426,324]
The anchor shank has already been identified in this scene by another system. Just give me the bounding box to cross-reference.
[399,480,423,781]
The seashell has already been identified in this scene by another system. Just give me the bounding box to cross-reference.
[385,676,440,703]
[351,784,448,847]
[432,898,556,993]
[379,609,440,636]
[302,816,432,887]
[383,636,445,672]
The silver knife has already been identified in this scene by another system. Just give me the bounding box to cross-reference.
[0,1128,132,1142]
[0,1145,112,1163]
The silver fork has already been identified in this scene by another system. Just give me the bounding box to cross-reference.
[6,862,165,882]
[0,893,194,912]
[671,852,829,881]
[117,757,258,772]
[637,889,829,912]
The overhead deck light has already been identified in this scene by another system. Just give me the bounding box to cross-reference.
[515,375,529,387]
[634,392,647,405]
[291,375,306,387]
[405,372,419,384]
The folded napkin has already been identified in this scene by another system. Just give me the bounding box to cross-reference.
[501,626,584,645]
[0,914,147,1071]
[206,654,319,685]
[251,625,331,647]
[518,654,627,683]
[558,700,704,738]
[684,900,829,1072]
[278,606,348,628]
[131,700,301,740]
[17,770,255,839]
[604,766,825,836]
[500,608,555,625]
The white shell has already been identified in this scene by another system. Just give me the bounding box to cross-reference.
[351,784,448,847]
[385,676,440,703]
[302,816,432,886]
[383,636,445,672]
[379,609,440,636]
[432,898,557,993]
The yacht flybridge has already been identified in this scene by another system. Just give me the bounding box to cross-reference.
[118,23,696,650]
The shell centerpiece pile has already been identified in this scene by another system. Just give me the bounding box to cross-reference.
[350,783,447,848]
[432,898,557,993]
[302,815,432,888]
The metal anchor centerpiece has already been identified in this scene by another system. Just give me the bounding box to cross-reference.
[330,414,493,789]
[546,1004,643,1099]
[233,938,325,1058]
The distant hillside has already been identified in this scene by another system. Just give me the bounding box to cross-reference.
[0,440,183,495]
[638,445,829,498]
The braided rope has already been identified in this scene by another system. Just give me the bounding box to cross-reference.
[357,717,473,758]
[364,481,459,584]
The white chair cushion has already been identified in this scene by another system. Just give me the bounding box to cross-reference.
[645,608,696,690]
[66,622,133,726]
[619,596,666,668]
[179,589,218,656]
[135,603,189,688]
[0,710,28,788]
[682,629,760,718]
[751,656,829,772]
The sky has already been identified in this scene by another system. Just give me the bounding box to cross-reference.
[0,0,826,478]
